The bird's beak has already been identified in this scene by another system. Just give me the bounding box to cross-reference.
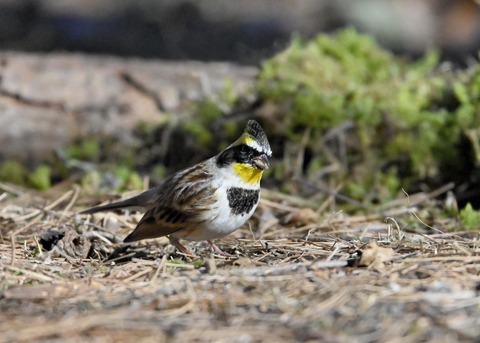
[253,154,270,170]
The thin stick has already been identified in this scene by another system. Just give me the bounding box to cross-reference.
[4,265,55,282]
[123,267,153,282]
[410,210,444,234]
[150,255,168,284]
[62,185,81,214]
[10,215,42,266]
[44,189,74,211]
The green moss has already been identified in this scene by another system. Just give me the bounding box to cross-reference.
[9,28,480,209]
[80,166,143,194]
[459,203,480,230]
[224,121,240,142]
[0,160,27,185]
[182,120,214,147]
[179,77,246,151]
[192,259,206,268]
[113,166,143,191]
[80,171,102,194]
[257,28,454,201]
[198,98,223,123]
[28,165,51,190]
[453,66,480,166]
[219,77,238,108]
[136,121,157,137]
[152,165,167,180]
[65,138,101,161]
[168,258,186,265]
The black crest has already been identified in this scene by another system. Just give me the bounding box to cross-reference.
[245,120,271,155]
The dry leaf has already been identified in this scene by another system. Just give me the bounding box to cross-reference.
[358,242,395,271]
[59,231,91,258]
[283,207,318,226]
[233,257,255,267]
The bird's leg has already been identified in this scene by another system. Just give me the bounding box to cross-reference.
[207,240,232,256]
[169,236,195,257]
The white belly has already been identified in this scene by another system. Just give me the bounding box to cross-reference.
[172,183,259,241]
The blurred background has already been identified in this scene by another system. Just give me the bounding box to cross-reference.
[1,0,479,65]
[2,0,480,211]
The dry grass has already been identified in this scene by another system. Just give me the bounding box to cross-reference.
[1,182,480,343]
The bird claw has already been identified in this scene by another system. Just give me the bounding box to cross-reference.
[207,240,233,257]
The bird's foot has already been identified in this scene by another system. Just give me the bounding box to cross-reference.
[207,240,233,257]
[169,237,196,257]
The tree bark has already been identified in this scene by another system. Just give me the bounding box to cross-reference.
[0,52,257,164]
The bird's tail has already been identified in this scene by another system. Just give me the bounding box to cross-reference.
[80,188,158,214]
[80,198,139,214]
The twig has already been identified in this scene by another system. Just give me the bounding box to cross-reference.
[10,215,42,266]
[150,255,168,284]
[3,265,55,282]
[0,182,26,196]
[259,198,300,213]
[293,177,373,211]
[61,185,81,214]
[216,262,307,277]
[325,245,341,262]
[0,192,7,202]
[123,267,153,282]
[261,188,319,208]
[410,210,444,234]
[381,183,455,210]
[44,189,75,211]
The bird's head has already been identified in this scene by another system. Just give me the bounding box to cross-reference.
[216,120,272,185]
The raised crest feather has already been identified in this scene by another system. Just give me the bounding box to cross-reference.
[244,120,272,156]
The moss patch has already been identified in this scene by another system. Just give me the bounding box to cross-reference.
[256,28,470,203]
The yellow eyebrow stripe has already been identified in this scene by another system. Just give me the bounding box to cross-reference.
[238,134,254,145]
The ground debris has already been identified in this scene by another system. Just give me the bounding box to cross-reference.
[2,279,101,300]
[357,241,395,271]
[39,226,92,259]
[1,185,479,342]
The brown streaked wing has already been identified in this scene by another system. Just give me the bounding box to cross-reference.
[175,183,217,210]
[123,207,187,243]
[181,164,209,183]
[123,160,217,243]
[171,163,217,211]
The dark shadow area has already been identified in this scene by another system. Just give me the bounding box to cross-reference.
[1,0,480,65]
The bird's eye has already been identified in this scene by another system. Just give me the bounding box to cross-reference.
[240,145,249,153]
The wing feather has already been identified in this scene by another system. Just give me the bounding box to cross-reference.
[123,160,217,243]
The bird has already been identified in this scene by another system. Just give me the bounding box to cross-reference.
[81,120,272,255]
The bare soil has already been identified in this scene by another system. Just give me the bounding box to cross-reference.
[1,183,479,343]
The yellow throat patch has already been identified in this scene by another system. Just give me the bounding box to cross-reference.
[232,163,263,185]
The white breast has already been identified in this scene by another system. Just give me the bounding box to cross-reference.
[172,167,260,241]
